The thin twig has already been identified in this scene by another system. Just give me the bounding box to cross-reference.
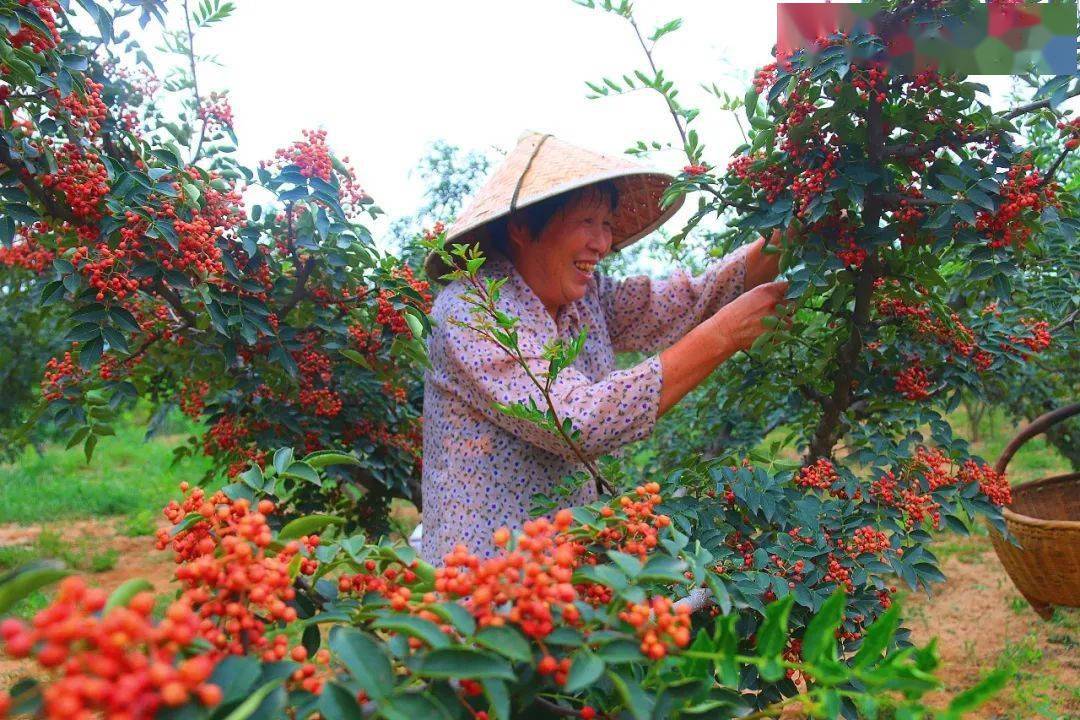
[625,14,689,152]
[182,0,208,163]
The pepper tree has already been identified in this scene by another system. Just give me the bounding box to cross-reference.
[0,0,432,533]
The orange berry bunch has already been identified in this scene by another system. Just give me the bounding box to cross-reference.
[155,487,313,655]
[975,160,1061,250]
[618,596,692,660]
[0,577,222,720]
[435,509,582,640]
[796,458,838,491]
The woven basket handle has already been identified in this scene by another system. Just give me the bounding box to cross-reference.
[995,402,1080,475]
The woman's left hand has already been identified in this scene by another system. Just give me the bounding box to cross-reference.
[744,223,800,289]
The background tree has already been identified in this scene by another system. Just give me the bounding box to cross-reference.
[0,0,431,534]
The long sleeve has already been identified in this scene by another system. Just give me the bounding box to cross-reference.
[597,245,750,353]
[428,296,663,464]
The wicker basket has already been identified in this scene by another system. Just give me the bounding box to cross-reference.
[987,403,1080,620]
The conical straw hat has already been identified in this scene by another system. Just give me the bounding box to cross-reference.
[423,130,685,282]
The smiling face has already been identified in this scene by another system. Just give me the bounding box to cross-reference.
[506,186,615,319]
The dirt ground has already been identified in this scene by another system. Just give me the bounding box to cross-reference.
[1,518,1077,718]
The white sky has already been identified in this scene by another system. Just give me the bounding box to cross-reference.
[153,1,1030,244]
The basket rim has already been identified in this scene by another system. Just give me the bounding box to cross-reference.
[1000,471,1080,531]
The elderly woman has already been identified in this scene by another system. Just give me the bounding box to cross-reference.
[419,131,790,564]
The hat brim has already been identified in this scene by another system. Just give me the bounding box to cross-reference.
[423,171,685,283]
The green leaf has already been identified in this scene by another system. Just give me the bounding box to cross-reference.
[755,594,794,658]
[0,561,71,615]
[278,514,343,541]
[853,604,901,668]
[607,550,643,578]
[410,648,515,680]
[272,447,294,474]
[801,590,844,664]
[104,578,154,613]
[316,682,364,720]
[474,625,532,663]
[219,678,284,720]
[482,678,511,720]
[639,554,687,582]
[563,650,605,693]
[282,461,322,486]
[328,627,393,700]
[608,669,654,720]
[945,669,1007,716]
[303,450,362,468]
[371,615,450,650]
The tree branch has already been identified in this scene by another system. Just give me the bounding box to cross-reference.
[806,95,888,463]
[0,139,80,224]
[279,257,316,318]
[182,0,209,163]
[152,278,198,326]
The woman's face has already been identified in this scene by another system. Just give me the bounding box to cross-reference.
[507,190,614,318]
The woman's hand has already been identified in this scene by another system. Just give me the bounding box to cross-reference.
[744,224,800,290]
[708,279,790,354]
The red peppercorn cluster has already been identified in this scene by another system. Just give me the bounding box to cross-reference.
[752,62,778,94]
[40,144,110,221]
[8,0,61,52]
[894,360,931,401]
[0,577,223,719]
[179,379,211,418]
[40,350,86,401]
[1007,319,1051,355]
[975,160,1060,249]
[682,163,709,176]
[957,460,1011,507]
[850,64,889,104]
[727,152,787,204]
[0,235,54,273]
[847,526,891,558]
[618,596,693,660]
[156,489,313,655]
[796,458,838,491]
[273,128,333,181]
[874,286,987,370]
[197,91,235,133]
[54,79,108,136]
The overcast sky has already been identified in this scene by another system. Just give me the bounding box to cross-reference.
[163,1,1030,244]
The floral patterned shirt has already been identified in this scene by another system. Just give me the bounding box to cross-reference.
[419,249,748,564]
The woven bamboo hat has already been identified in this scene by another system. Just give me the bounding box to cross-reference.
[423,130,685,282]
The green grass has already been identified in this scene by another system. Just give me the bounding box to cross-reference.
[0,408,213,525]
[0,529,118,574]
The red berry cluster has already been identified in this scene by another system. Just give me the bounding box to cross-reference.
[682,164,709,176]
[727,152,787,204]
[197,91,235,133]
[8,0,61,52]
[847,526,891,558]
[1058,118,1080,150]
[894,360,932,401]
[1007,319,1051,355]
[796,458,838,491]
[618,596,693,660]
[850,64,889,104]
[40,350,86,401]
[40,144,110,221]
[272,128,333,181]
[0,577,223,719]
[975,160,1060,249]
[179,379,211,418]
[156,488,314,655]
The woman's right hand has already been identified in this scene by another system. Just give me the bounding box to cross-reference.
[708,280,789,353]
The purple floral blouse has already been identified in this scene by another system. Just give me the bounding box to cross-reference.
[419,248,749,564]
